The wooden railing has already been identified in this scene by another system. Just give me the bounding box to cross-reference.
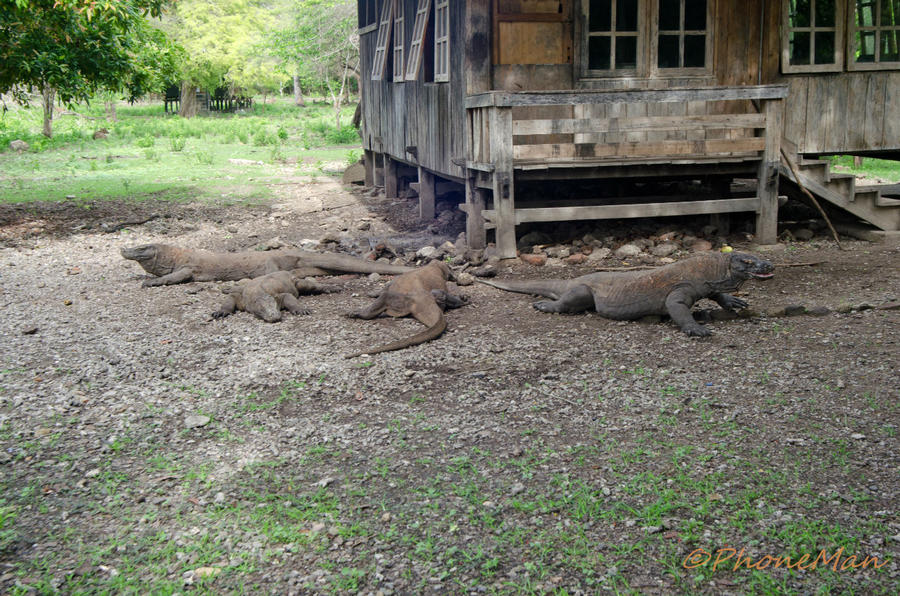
[462,86,789,257]
[465,86,788,167]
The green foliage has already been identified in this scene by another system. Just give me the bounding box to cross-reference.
[0,1,181,105]
[163,0,283,94]
[0,501,17,552]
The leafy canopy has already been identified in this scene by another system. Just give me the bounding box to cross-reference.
[0,0,180,104]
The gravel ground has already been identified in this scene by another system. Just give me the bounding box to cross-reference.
[0,180,898,595]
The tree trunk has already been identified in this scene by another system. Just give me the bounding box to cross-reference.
[105,99,117,121]
[179,81,199,118]
[293,74,305,106]
[41,84,55,138]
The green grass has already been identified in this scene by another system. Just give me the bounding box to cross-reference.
[826,155,900,182]
[0,97,361,204]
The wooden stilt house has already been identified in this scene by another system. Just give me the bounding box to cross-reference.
[357,1,900,258]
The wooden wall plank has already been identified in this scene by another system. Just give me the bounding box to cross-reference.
[864,74,887,150]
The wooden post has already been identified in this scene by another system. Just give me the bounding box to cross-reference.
[756,98,783,244]
[465,173,487,249]
[384,156,399,198]
[418,167,436,220]
[364,150,375,187]
[465,2,492,96]
[490,106,516,258]
[374,153,385,187]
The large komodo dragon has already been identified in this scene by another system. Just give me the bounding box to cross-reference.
[480,251,774,336]
[212,270,339,322]
[121,243,413,287]
[344,261,468,358]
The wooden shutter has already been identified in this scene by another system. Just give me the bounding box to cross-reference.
[435,0,449,81]
[372,0,394,81]
[392,0,406,82]
[405,0,433,81]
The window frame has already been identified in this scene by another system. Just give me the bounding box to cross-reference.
[434,0,450,82]
[781,0,845,73]
[392,0,407,83]
[650,0,715,76]
[847,0,900,70]
[371,0,395,81]
[406,0,433,81]
[579,0,714,80]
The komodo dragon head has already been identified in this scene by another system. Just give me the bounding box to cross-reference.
[727,252,775,281]
[121,244,175,276]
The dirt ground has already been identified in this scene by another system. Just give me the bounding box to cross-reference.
[0,178,898,595]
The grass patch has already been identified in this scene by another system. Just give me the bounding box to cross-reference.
[0,98,360,205]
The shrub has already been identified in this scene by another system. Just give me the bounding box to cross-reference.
[135,135,155,148]
[170,137,186,152]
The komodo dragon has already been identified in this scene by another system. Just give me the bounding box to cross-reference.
[344,261,468,358]
[479,251,774,337]
[211,270,340,322]
[121,243,412,287]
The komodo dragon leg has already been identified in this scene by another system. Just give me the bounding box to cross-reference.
[348,295,388,320]
[279,294,311,316]
[710,292,749,311]
[664,290,711,337]
[142,267,194,287]
[212,295,238,319]
[533,284,595,314]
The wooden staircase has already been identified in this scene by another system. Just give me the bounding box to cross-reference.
[779,158,900,231]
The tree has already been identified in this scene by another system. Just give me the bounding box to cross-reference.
[267,0,358,126]
[0,0,178,136]
[161,0,281,117]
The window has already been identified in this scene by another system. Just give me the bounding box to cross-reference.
[372,0,394,81]
[849,0,900,69]
[655,0,709,69]
[783,0,843,72]
[582,0,712,78]
[358,0,378,31]
[406,0,433,81]
[393,0,406,82]
[435,0,450,82]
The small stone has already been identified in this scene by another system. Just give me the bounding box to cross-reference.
[520,253,547,266]
[614,244,642,259]
[368,272,381,282]
[510,482,526,496]
[21,325,38,335]
[381,512,392,523]
[184,415,211,429]
[690,239,713,252]
[85,468,101,478]
[310,522,326,533]
[455,272,474,286]
[783,305,807,316]
[257,237,284,251]
[416,246,437,259]
[587,247,611,261]
[9,139,29,152]
[565,253,586,265]
[850,433,866,440]
[651,242,679,257]
[469,265,496,278]
[314,477,334,488]
[214,492,226,504]
[546,246,570,259]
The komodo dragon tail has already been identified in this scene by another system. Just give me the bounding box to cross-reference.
[476,278,571,300]
[303,253,413,275]
[344,315,447,359]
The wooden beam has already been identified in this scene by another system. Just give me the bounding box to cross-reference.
[465,85,790,109]
[755,98,784,244]
[465,173,487,249]
[513,138,766,161]
[490,106,517,258]
[480,197,761,225]
[465,2,491,96]
[384,155,398,199]
[418,167,436,221]
[363,149,375,187]
[512,113,767,136]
